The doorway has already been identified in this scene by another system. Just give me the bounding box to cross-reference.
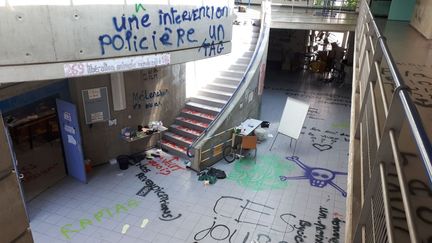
[4,96,67,202]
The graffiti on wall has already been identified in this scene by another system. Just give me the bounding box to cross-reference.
[135,3,146,13]
[132,88,168,109]
[141,68,159,82]
[98,5,229,57]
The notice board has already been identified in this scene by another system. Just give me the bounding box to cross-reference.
[278,97,309,140]
[82,87,110,124]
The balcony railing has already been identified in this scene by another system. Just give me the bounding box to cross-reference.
[348,0,432,242]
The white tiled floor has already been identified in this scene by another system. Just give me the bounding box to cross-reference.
[28,69,351,243]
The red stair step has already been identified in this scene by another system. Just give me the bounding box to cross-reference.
[161,140,187,153]
[165,132,194,144]
[181,108,216,120]
[176,117,209,129]
[171,125,202,137]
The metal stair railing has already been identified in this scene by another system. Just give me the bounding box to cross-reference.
[350,0,432,242]
[186,0,271,159]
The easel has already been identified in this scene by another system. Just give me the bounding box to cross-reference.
[269,97,309,155]
[269,133,298,155]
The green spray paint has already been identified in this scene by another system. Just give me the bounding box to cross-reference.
[228,154,295,191]
[60,199,140,239]
[135,3,146,13]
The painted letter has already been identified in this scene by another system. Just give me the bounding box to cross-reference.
[98,34,112,55]
[115,204,129,214]
[60,224,80,240]
[79,219,93,230]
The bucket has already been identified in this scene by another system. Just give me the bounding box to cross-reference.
[117,155,130,170]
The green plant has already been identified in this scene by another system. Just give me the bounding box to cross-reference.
[314,0,324,6]
[343,0,358,10]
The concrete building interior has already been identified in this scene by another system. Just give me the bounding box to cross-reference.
[0,0,431,242]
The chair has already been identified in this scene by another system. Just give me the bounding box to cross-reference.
[240,135,257,160]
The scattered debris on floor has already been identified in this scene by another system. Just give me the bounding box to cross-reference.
[198,167,227,185]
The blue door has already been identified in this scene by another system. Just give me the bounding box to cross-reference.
[56,99,87,183]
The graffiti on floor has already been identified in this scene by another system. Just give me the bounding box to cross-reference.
[264,88,351,107]
[308,107,325,120]
[60,199,140,240]
[280,156,348,197]
[381,66,432,108]
[135,164,182,221]
[194,196,345,243]
[227,154,295,191]
[301,126,350,152]
[146,155,185,176]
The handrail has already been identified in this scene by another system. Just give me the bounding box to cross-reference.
[187,1,271,158]
[272,0,358,12]
[360,0,432,183]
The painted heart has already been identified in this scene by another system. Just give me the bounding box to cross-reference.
[313,143,332,152]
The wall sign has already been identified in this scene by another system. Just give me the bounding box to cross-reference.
[82,87,110,124]
[64,54,170,78]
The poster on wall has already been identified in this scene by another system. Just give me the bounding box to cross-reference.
[64,54,170,78]
[82,87,111,124]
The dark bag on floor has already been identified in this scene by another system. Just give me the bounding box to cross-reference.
[208,168,226,179]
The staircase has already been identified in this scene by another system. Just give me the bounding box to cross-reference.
[161,20,261,158]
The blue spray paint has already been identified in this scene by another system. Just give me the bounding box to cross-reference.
[98,6,228,55]
[280,156,348,197]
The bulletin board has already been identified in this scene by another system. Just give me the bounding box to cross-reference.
[82,87,111,124]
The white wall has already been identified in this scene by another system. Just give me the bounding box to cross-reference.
[411,0,432,39]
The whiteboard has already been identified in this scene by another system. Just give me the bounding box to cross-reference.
[278,97,310,140]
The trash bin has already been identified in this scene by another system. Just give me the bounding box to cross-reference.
[117,155,130,170]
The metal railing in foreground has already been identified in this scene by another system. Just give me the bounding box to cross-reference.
[349,0,432,242]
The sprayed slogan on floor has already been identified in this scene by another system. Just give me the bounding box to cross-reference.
[59,199,140,240]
